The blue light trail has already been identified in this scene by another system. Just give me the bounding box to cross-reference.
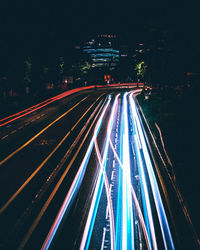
[129,94,175,250]
[42,91,175,250]
[80,95,118,250]
[42,97,111,250]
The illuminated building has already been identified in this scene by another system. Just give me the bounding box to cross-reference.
[82,34,119,70]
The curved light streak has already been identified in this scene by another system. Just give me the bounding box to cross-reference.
[0,99,50,123]
[0,87,91,127]
[132,125,157,250]
[41,97,111,250]
[108,134,151,250]
[94,139,115,250]
[122,92,134,250]
[18,100,105,250]
[0,84,142,127]
[80,95,118,250]
[0,97,88,168]
[115,92,135,250]
[129,94,175,249]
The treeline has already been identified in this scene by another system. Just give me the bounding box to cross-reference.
[0,49,92,98]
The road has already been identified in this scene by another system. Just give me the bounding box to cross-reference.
[0,88,176,249]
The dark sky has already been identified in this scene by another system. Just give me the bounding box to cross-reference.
[0,0,200,62]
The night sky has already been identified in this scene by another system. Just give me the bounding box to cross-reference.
[0,0,200,66]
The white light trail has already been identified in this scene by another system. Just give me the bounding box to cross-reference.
[80,95,118,250]
[41,97,111,250]
[121,92,134,250]
[108,128,151,250]
[129,94,175,249]
[95,140,115,250]
[133,125,157,250]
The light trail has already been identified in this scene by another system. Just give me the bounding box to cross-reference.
[0,91,74,127]
[121,92,134,250]
[0,96,88,167]
[129,94,175,249]
[18,98,105,250]
[131,118,157,250]
[18,89,175,249]
[108,135,151,250]
[94,139,115,250]
[42,97,111,250]
[0,84,142,127]
[116,92,135,250]
[93,94,120,250]
[80,95,118,250]
[0,86,94,127]
[136,97,200,248]
[0,95,96,215]
[0,98,57,127]
[154,122,173,169]
[0,98,53,125]
[112,92,152,250]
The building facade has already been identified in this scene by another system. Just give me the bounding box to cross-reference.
[82,34,120,70]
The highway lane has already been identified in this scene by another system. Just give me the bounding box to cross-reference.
[0,91,93,159]
[40,91,175,250]
[77,92,174,250]
[0,87,100,128]
[0,89,110,249]
[0,88,176,249]
[0,92,93,206]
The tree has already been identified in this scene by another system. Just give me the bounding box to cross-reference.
[69,60,92,86]
[59,56,64,75]
[80,61,91,75]
[134,61,147,81]
[24,57,32,85]
[23,57,32,94]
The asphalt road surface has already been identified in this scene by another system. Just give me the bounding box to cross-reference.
[0,88,195,249]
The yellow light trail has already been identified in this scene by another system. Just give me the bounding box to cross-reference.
[0,96,88,166]
[0,95,96,214]
[19,96,105,249]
